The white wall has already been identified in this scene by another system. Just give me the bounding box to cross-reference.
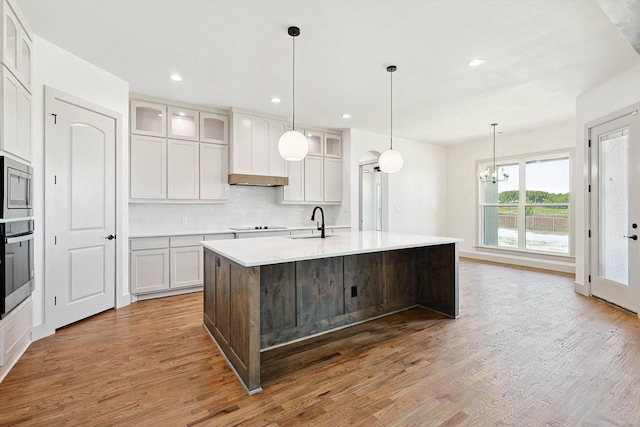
[31,36,129,338]
[347,129,448,235]
[574,64,640,295]
[446,121,576,271]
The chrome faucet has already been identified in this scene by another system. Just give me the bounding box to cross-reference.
[311,206,325,238]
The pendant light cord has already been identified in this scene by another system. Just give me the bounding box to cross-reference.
[390,69,393,150]
[292,34,296,131]
[493,123,496,170]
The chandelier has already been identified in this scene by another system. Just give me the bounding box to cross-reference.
[478,123,508,183]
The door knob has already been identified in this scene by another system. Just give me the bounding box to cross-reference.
[624,234,638,240]
[106,234,116,240]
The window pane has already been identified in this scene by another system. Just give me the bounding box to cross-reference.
[525,205,569,253]
[483,163,519,204]
[525,158,569,203]
[484,206,518,248]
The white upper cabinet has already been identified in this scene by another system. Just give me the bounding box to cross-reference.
[131,100,167,137]
[304,155,323,202]
[130,135,167,199]
[1,67,30,161]
[2,1,31,92]
[324,134,341,158]
[305,131,323,156]
[200,142,229,200]
[129,97,230,202]
[200,112,228,144]
[268,120,286,177]
[230,112,288,177]
[323,158,342,203]
[167,139,199,199]
[283,159,304,202]
[168,106,199,141]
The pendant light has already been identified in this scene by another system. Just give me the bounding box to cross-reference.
[379,65,404,173]
[278,26,309,161]
[478,123,509,183]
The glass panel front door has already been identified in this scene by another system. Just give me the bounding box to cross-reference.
[590,108,639,313]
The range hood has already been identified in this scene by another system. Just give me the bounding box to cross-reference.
[228,173,289,187]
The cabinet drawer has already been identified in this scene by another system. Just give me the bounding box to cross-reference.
[130,237,169,251]
[170,235,204,247]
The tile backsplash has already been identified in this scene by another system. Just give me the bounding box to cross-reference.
[129,186,343,235]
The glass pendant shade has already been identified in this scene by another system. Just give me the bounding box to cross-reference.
[379,148,404,173]
[278,130,309,161]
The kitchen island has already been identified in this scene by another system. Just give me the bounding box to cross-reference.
[202,231,462,394]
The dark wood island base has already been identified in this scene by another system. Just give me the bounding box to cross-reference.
[203,240,459,394]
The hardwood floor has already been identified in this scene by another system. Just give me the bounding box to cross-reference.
[1,259,639,426]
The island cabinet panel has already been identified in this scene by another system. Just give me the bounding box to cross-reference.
[260,263,296,335]
[382,248,420,310]
[296,257,345,326]
[203,250,262,393]
[417,244,459,318]
[214,255,230,340]
[344,253,383,313]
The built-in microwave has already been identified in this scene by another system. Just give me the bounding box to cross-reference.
[0,157,32,219]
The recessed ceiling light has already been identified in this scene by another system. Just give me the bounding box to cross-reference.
[170,74,183,81]
[467,58,485,67]
[342,113,351,119]
[271,97,281,103]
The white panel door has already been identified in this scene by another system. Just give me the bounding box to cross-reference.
[167,139,199,199]
[47,98,116,329]
[590,109,640,313]
[200,142,229,200]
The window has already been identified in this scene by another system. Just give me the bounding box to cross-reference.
[479,153,571,255]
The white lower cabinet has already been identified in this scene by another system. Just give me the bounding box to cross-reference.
[130,247,170,294]
[130,234,231,295]
[170,246,203,289]
[0,298,31,373]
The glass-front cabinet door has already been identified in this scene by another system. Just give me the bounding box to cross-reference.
[4,8,18,73]
[324,134,341,158]
[168,106,199,141]
[200,112,228,144]
[130,100,167,137]
[19,35,31,90]
[305,131,323,156]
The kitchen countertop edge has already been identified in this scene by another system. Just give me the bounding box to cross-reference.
[129,225,351,239]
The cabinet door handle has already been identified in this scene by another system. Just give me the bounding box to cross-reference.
[106,234,116,240]
[624,234,638,240]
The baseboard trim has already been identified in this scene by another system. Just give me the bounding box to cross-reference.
[461,250,575,274]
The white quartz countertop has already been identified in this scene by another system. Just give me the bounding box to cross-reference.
[201,231,463,267]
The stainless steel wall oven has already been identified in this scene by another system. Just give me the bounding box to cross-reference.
[1,219,34,318]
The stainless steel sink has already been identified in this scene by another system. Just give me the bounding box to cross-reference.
[288,234,338,239]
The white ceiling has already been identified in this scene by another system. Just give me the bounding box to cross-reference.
[16,0,640,145]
